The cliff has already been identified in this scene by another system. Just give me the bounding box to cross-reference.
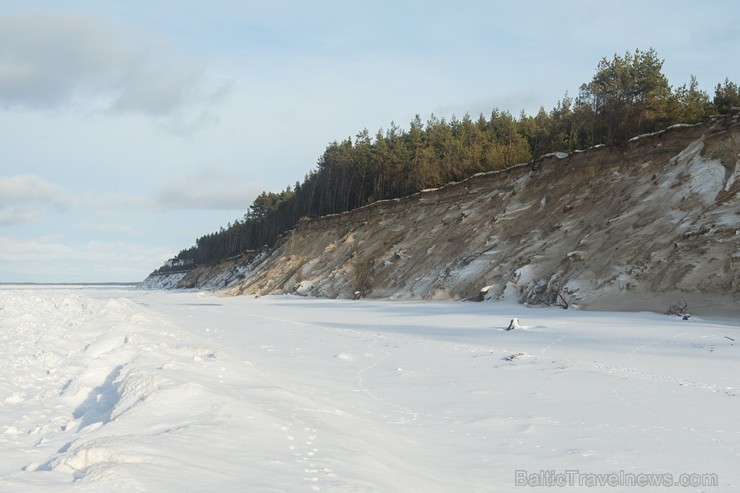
[142,110,740,314]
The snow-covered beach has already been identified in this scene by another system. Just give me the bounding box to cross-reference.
[1,286,737,491]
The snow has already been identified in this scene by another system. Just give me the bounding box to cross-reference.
[1,285,739,492]
[139,271,187,289]
[687,158,727,204]
[541,151,569,159]
[724,162,740,192]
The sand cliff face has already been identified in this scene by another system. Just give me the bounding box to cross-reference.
[143,111,740,314]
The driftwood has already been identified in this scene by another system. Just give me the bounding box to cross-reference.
[557,293,569,309]
[666,301,690,319]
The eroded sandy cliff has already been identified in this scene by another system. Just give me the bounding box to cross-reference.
[143,111,740,313]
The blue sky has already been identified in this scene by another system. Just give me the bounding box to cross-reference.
[1,0,738,282]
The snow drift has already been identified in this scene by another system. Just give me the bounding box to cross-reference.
[2,287,738,491]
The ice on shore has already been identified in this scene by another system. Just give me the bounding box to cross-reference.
[0,286,738,491]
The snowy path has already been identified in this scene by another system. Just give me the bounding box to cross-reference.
[0,286,738,492]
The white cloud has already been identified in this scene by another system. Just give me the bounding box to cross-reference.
[79,172,261,213]
[0,174,71,226]
[0,13,228,121]
[0,206,38,226]
[155,171,262,211]
[0,174,70,206]
[0,235,172,282]
[0,235,71,259]
[82,193,156,211]
[83,221,139,235]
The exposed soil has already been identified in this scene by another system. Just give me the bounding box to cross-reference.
[143,111,740,315]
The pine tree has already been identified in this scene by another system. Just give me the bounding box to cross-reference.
[713,78,740,114]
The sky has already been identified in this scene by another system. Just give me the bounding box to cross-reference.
[1,0,738,283]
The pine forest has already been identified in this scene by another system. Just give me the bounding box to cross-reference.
[156,48,740,273]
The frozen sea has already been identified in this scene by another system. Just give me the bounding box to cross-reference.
[0,285,738,492]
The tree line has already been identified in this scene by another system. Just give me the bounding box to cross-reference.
[154,48,739,274]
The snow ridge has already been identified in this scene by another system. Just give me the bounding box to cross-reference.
[1,289,230,489]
